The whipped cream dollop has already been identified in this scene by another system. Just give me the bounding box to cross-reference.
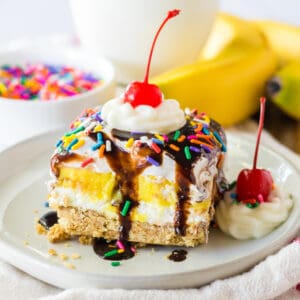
[101,96,186,134]
[215,187,293,240]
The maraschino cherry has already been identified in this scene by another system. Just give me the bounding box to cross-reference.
[123,9,180,108]
[236,97,273,202]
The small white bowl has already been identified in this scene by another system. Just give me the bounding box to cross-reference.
[0,41,115,145]
[70,0,219,83]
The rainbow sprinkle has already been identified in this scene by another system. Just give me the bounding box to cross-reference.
[81,157,94,168]
[125,138,134,148]
[56,140,63,148]
[202,127,210,135]
[213,131,227,152]
[173,130,180,141]
[91,142,103,151]
[154,134,164,142]
[93,124,103,132]
[169,144,180,152]
[189,146,201,153]
[121,200,131,217]
[116,240,125,250]
[0,63,102,100]
[151,142,161,154]
[104,249,119,258]
[184,146,191,160]
[177,135,186,142]
[97,132,103,143]
[106,140,112,152]
[66,138,78,151]
[72,139,85,150]
[162,134,169,142]
[257,194,264,203]
[98,144,106,158]
[146,156,160,166]
[152,138,164,145]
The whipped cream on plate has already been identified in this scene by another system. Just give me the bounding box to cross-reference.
[215,187,293,240]
[101,96,186,134]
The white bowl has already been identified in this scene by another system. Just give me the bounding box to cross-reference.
[0,42,115,145]
[70,0,219,83]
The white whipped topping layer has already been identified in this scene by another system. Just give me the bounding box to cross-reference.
[215,187,293,240]
[49,155,217,225]
[101,96,186,134]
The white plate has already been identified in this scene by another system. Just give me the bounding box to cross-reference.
[0,130,299,289]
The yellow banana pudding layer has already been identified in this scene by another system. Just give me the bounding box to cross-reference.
[48,102,227,247]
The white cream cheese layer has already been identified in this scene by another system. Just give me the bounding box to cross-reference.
[215,188,293,240]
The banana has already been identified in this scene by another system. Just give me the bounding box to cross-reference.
[199,13,267,61]
[266,62,300,120]
[253,20,300,119]
[152,14,277,126]
[253,20,300,65]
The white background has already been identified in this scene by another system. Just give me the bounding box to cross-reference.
[0,0,299,43]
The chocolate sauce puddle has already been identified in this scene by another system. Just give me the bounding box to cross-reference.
[167,249,188,262]
[38,211,58,230]
[93,238,135,261]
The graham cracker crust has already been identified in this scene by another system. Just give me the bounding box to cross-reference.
[57,206,208,247]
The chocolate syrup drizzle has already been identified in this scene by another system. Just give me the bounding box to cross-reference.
[175,164,190,235]
[51,118,226,244]
[89,132,162,241]
[51,151,78,177]
[111,121,226,238]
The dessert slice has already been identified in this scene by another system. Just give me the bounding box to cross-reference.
[49,106,226,247]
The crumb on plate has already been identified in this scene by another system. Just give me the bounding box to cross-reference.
[63,262,76,269]
[71,253,81,260]
[59,253,68,261]
[48,248,57,256]
[35,223,47,235]
[78,235,93,245]
[47,224,70,243]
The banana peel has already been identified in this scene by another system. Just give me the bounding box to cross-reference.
[152,14,277,126]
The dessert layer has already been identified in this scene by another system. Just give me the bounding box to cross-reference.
[49,167,213,226]
[57,206,209,247]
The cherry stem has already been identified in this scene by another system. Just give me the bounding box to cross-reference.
[143,9,180,84]
[253,97,266,169]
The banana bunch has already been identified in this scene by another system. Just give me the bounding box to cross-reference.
[254,21,300,120]
[152,14,277,126]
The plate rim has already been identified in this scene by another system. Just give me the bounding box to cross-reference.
[0,129,299,288]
